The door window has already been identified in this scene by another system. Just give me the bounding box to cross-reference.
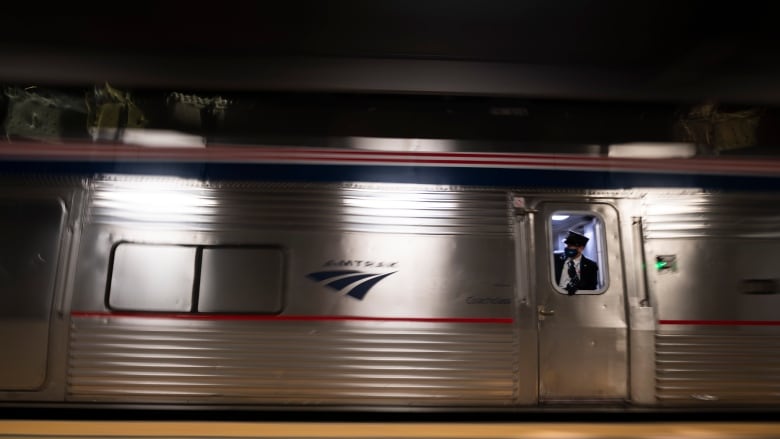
[549,211,607,295]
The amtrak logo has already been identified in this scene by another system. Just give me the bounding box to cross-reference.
[306,269,397,300]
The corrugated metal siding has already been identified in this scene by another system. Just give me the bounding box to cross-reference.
[655,332,780,404]
[644,195,780,239]
[87,178,512,235]
[68,317,518,406]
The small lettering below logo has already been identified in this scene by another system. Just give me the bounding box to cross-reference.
[466,296,512,305]
[306,269,397,300]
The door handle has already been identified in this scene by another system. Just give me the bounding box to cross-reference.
[538,306,555,316]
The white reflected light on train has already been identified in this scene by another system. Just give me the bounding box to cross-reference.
[92,179,219,222]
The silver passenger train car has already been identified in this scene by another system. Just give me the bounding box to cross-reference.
[2,141,780,411]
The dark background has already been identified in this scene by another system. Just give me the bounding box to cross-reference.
[2,0,780,152]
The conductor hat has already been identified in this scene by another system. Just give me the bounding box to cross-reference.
[563,230,589,246]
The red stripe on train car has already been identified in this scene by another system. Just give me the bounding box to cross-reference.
[71,311,513,324]
[659,319,780,326]
[5,142,780,175]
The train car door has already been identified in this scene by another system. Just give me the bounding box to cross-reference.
[533,201,628,402]
[0,195,67,390]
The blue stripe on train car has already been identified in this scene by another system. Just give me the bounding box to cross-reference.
[2,159,780,191]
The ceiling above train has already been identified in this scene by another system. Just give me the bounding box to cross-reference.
[1,2,780,155]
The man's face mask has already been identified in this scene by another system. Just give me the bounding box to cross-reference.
[564,247,579,258]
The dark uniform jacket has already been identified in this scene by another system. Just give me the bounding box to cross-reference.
[554,254,599,292]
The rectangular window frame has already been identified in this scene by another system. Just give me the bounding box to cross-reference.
[106,242,286,314]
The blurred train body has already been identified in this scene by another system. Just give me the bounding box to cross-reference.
[2,142,780,411]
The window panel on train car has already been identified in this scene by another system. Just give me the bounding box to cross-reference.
[108,244,196,311]
[550,212,607,295]
[197,247,284,313]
